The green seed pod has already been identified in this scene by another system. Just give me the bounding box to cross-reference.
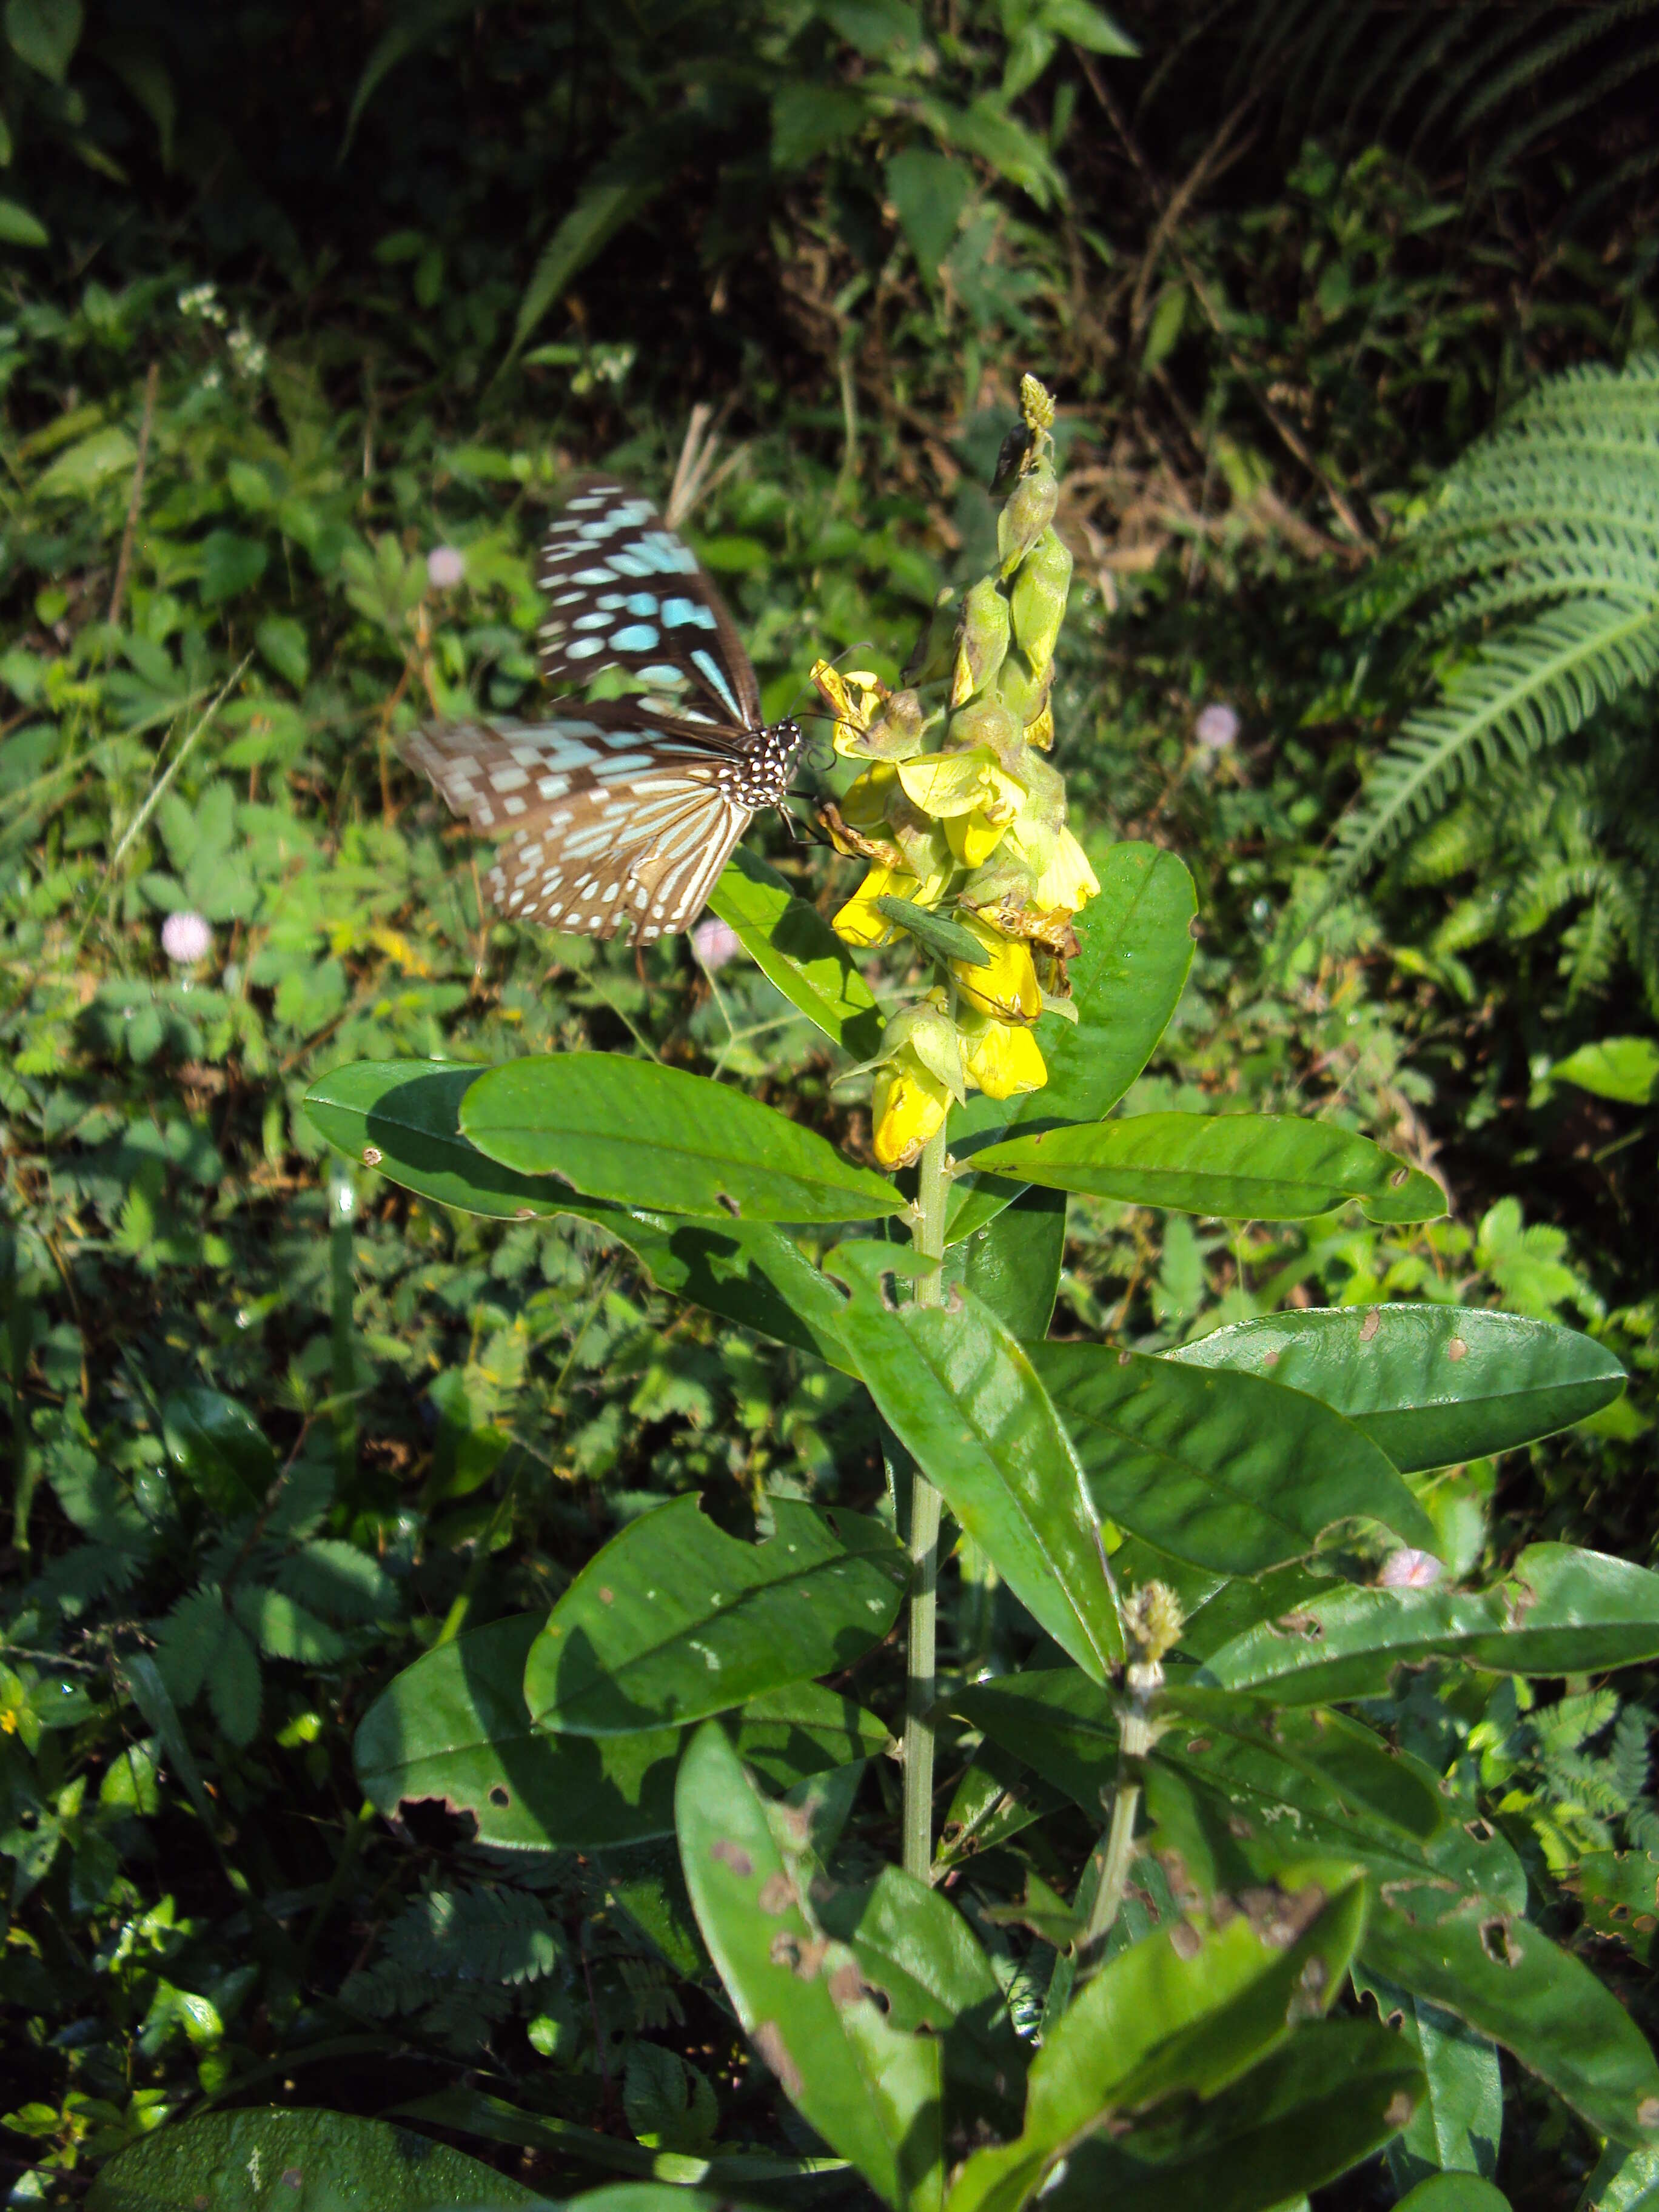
[997,458,1058,577]
[1008,528,1073,676]
[951,577,1010,705]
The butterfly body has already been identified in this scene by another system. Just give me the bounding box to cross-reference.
[400,476,804,943]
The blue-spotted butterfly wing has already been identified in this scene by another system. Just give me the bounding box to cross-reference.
[535,475,763,734]
[400,711,751,943]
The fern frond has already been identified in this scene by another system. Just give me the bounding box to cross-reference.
[1331,598,1659,880]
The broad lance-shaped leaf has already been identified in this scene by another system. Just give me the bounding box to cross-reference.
[1365,1905,1659,2153]
[355,1614,892,1851]
[1036,2021,1425,2212]
[946,1859,1368,2212]
[84,2108,544,2212]
[525,1495,909,1736]
[827,1244,1122,1677]
[947,842,1197,1243]
[1031,1340,1439,1574]
[949,1669,1444,1848]
[305,1061,851,1366]
[1393,2182,1512,2212]
[1353,1963,1503,2194]
[945,1184,1065,1342]
[1171,1305,1627,1472]
[677,1720,945,2212]
[969,1111,1444,1222]
[709,846,883,1058]
[1199,1544,1659,1701]
[161,1387,275,1515]
[460,1054,905,1224]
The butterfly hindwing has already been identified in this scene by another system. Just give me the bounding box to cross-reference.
[535,477,762,730]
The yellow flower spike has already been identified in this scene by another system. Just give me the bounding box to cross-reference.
[872,1050,950,1170]
[945,808,1009,869]
[897,748,1024,823]
[951,914,1042,1021]
[1021,374,1056,439]
[960,1014,1048,1100]
[833,860,916,948]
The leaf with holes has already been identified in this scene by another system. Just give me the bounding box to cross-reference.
[1353,1965,1503,2193]
[1170,1305,1627,1472]
[355,1614,892,1849]
[1031,1339,1438,1572]
[676,1720,944,2212]
[1198,1544,1659,1702]
[460,1054,905,1222]
[968,1113,1444,1222]
[827,1244,1122,1677]
[523,1495,909,1737]
[946,1861,1368,2212]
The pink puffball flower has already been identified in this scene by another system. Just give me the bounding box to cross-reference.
[1379,1548,1443,1590]
[426,545,465,590]
[691,916,742,971]
[1195,703,1240,751]
[161,911,213,965]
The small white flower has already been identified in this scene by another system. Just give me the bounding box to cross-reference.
[1195,703,1240,751]
[426,545,465,589]
[1379,1548,1443,1590]
[161,911,213,965]
[691,916,742,971]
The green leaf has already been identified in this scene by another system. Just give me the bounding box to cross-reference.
[524,1494,910,1736]
[675,1719,943,2212]
[947,1860,1367,2212]
[460,1054,905,1224]
[947,1184,1065,1341]
[0,196,49,246]
[5,0,81,82]
[84,2107,546,2211]
[1036,2020,1424,2212]
[947,842,1196,1241]
[35,425,135,498]
[161,1388,275,1515]
[950,1671,1444,1853]
[1199,1543,1659,1700]
[1038,0,1138,55]
[255,613,310,690]
[828,1244,1123,1677]
[355,1613,892,1850]
[970,1113,1445,1222]
[1365,1905,1659,2151]
[1550,1036,1659,1105]
[305,1061,851,1365]
[1171,1305,1626,1472]
[708,847,883,1057]
[1577,2145,1659,2212]
[884,150,973,276]
[814,1864,1025,2136]
[1353,1966,1502,2193]
[1394,2180,1512,2212]
[1032,1339,1440,1572]
[508,146,677,362]
[197,529,269,604]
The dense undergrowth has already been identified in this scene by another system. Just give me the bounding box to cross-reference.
[2,3,1658,2207]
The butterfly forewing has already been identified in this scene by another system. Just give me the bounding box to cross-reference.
[400,476,803,944]
[535,476,762,731]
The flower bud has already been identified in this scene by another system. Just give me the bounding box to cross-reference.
[998,458,1058,577]
[1124,1579,1184,1663]
[885,1002,966,1104]
[1009,529,1073,676]
[950,578,1011,706]
[960,1013,1047,1100]
[1020,374,1056,437]
[872,1050,950,1169]
[951,915,1042,1021]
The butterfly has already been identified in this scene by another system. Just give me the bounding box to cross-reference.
[400,476,805,943]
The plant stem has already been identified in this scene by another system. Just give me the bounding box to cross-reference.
[902,1119,950,1881]
[1074,1697,1154,1984]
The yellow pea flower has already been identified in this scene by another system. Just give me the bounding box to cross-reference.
[960,1016,1047,1099]
[951,914,1042,1021]
[1004,819,1100,914]
[897,748,1024,823]
[945,808,1010,869]
[872,1050,950,1169]
[833,860,915,948]
[810,659,888,756]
